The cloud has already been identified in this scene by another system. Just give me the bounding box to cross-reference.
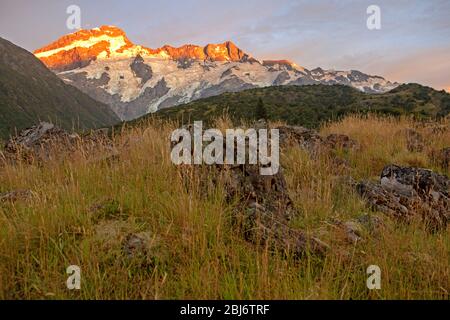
[373,46,450,90]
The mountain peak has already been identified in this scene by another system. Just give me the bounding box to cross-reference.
[263,60,305,72]
[34,25,138,70]
[204,41,248,62]
[159,41,248,62]
[34,25,131,54]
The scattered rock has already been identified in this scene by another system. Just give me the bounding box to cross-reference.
[357,213,384,232]
[3,122,79,162]
[334,219,363,244]
[178,123,328,257]
[328,212,384,245]
[277,125,359,155]
[357,164,449,231]
[332,213,385,244]
[3,122,116,163]
[224,164,327,256]
[330,155,352,172]
[277,125,323,154]
[357,181,413,219]
[88,198,127,222]
[6,122,71,148]
[381,165,448,196]
[94,220,157,263]
[325,134,359,150]
[276,125,357,175]
[0,189,33,203]
[122,232,153,258]
[245,125,328,254]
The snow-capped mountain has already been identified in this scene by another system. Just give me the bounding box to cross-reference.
[34,26,399,121]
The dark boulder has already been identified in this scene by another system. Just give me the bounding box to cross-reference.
[223,163,328,257]
[3,122,79,162]
[357,164,449,231]
[3,122,116,163]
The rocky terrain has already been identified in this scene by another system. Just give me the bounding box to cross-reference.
[0,114,448,299]
[2,122,118,165]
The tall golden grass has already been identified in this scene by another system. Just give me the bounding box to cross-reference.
[0,114,448,299]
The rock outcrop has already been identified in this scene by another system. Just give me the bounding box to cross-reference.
[223,163,327,257]
[2,122,116,163]
[325,133,359,150]
[276,125,358,174]
[357,164,449,231]
[3,122,79,162]
[277,125,324,154]
[176,123,328,257]
[277,125,359,154]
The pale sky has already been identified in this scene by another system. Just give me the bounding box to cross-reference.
[1,0,449,91]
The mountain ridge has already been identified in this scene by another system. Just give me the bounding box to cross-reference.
[33,26,400,121]
[34,26,254,71]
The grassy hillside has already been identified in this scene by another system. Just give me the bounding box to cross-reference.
[0,37,120,139]
[0,114,448,299]
[151,84,450,128]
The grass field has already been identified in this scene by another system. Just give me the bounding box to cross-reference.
[0,114,448,299]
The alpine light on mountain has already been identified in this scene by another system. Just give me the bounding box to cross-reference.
[34,26,399,120]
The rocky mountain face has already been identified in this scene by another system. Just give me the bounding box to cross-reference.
[34,25,399,121]
[0,37,120,139]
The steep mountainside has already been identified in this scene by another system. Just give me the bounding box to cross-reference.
[34,26,399,121]
[151,84,450,128]
[0,37,120,139]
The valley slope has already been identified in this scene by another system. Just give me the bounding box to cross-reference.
[151,83,450,128]
[0,37,120,139]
